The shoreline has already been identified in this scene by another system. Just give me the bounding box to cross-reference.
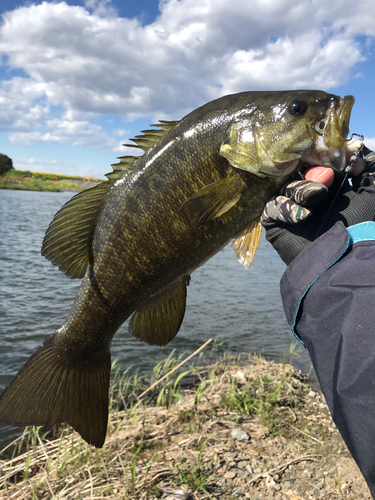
[0,353,370,499]
[0,170,103,192]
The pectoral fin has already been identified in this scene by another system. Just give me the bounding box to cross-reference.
[231,217,263,269]
[180,175,246,223]
[129,277,190,347]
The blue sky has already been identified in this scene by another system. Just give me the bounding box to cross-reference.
[0,0,374,178]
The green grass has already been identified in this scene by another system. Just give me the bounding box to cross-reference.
[0,169,104,192]
[0,176,64,191]
[222,375,285,434]
[173,445,212,495]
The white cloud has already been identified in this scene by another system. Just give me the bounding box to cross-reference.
[113,140,131,153]
[216,33,364,96]
[15,156,72,173]
[0,0,374,148]
[84,0,117,17]
[114,129,128,136]
[9,118,117,149]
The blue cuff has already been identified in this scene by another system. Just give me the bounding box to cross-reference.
[347,221,375,245]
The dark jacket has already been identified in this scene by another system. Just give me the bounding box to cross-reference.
[281,220,375,497]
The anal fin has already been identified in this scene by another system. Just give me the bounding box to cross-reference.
[129,277,190,347]
[231,216,263,269]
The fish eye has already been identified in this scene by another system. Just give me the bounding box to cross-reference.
[288,99,308,116]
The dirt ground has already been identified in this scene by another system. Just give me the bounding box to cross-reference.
[0,355,371,500]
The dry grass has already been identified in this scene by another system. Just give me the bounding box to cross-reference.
[0,351,370,500]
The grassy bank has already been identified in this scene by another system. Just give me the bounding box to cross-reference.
[0,350,370,500]
[0,170,103,192]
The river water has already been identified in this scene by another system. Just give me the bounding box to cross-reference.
[0,189,314,444]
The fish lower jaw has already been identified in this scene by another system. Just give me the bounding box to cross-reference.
[300,148,346,172]
[257,159,300,179]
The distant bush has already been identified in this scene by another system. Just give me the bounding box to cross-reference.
[0,154,13,175]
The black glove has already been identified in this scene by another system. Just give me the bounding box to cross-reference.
[261,146,375,265]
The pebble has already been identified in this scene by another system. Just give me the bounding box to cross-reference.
[265,476,276,487]
[246,464,254,474]
[235,370,247,382]
[165,489,187,500]
[231,428,250,441]
[224,471,237,479]
[237,460,247,469]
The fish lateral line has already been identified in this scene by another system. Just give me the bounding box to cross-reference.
[88,264,112,309]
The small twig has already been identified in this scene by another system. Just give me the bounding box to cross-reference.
[287,406,297,423]
[234,454,319,493]
[88,467,94,499]
[45,476,55,499]
[138,338,212,399]
[0,434,25,456]
[139,469,172,489]
[284,420,323,444]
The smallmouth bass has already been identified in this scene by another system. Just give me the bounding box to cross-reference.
[0,90,357,447]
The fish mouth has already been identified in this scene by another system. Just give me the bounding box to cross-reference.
[321,95,354,150]
[302,95,361,172]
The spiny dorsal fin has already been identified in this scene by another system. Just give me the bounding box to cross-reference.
[107,155,140,181]
[151,120,178,132]
[42,181,114,279]
[129,277,189,347]
[109,120,179,179]
[231,216,263,269]
[124,120,179,153]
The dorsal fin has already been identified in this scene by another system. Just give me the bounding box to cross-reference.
[41,181,114,278]
[109,120,179,179]
[151,120,178,132]
[124,120,178,152]
[43,120,179,277]
[106,155,140,181]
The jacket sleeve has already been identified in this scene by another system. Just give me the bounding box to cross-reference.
[280,220,375,496]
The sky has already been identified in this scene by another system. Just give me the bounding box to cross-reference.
[0,0,374,178]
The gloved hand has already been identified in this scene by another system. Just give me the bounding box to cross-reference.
[261,146,375,265]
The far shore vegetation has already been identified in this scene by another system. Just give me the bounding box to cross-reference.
[0,169,104,192]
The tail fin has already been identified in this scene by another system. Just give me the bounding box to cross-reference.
[0,335,111,448]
